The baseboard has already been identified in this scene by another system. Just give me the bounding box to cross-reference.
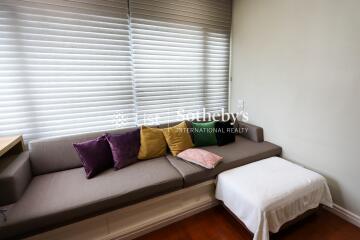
[26,180,218,240]
[324,204,360,228]
[112,200,218,240]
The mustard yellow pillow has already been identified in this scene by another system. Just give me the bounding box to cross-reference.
[163,121,194,156]
[138,126,167,160]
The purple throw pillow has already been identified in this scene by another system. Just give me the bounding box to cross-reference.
[73,135,114,179]
[105,129,140,170]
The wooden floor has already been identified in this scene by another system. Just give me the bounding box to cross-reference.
[136,206,360,240]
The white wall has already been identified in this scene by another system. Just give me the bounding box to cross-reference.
[231,0,360,215]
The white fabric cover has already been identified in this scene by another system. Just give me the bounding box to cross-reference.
[215,157,333,240]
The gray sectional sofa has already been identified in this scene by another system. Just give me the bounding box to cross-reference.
[0,120,281,240]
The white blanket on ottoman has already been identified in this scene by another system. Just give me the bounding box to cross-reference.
[215,157,333,240]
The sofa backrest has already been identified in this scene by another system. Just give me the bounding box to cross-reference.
[29,127,138,176]
[28,115,240,176]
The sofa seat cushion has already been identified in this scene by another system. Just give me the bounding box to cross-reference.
[0,157,183,239]
[167,136,282,186]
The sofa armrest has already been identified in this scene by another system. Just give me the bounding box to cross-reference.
[237,121,264,142]
[0,151,32,206]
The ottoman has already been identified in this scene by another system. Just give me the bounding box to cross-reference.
[215,157,333,240]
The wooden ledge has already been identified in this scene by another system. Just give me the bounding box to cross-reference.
[0,136,24,158]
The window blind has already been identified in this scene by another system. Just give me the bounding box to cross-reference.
[0,0,135,141]
[130,0,232,125]
[0,0,232,142]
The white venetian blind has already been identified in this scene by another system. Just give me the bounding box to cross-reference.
[130,0,232,125]
[0,0,135,141]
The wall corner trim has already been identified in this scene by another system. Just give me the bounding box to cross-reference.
[324,204,360,228]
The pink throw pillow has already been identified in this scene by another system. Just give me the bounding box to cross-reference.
[177,148,223,169]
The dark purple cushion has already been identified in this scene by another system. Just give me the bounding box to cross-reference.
[73,135,114,179]
[105,129,140,170]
